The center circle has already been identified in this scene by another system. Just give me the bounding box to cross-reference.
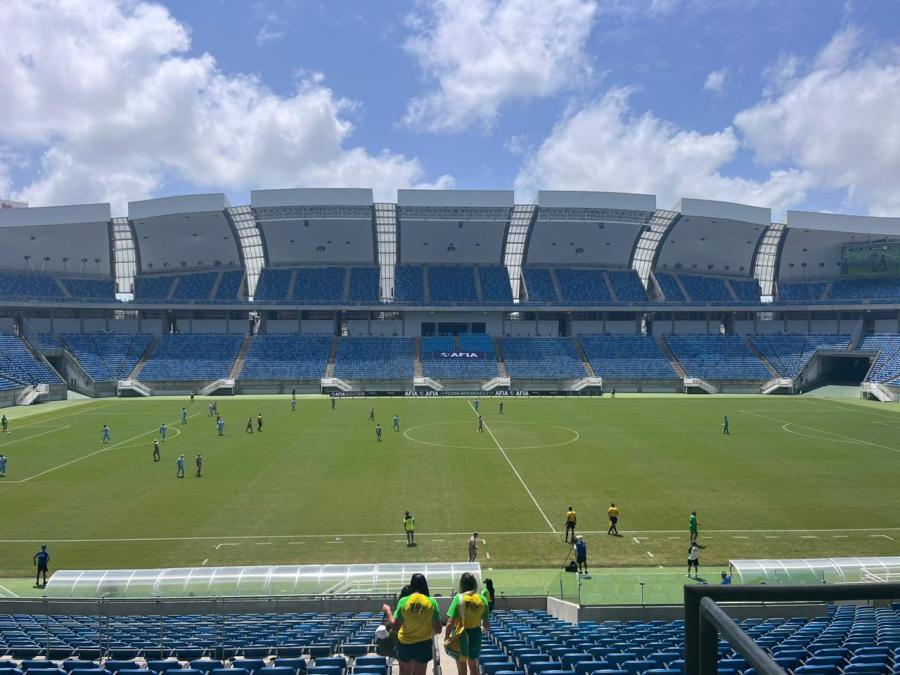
[403,420,579,450]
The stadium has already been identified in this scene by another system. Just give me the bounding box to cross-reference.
[0,186,898,674]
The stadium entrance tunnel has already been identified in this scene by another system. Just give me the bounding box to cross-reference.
[798,352,874,390]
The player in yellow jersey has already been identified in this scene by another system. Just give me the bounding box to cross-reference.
[607,503,620,536]
[564,507,577,542]
[385,573,441,675]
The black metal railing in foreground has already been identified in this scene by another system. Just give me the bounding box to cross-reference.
[684,582,900,675]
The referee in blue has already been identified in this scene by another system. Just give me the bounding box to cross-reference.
[34,545,50,587]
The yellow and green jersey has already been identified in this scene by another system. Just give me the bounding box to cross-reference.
[448,591,489,629]
[394,592,439,644]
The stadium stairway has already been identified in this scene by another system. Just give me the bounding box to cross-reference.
[604,271,619,303]
[550,269,564,304]
[54,277,72,300]
[724,279,740,301]
[474,267,485,303]
[324,337,339,378]
[673,275,692,301]
[127,339,158,380]
[422,266,431,304]
[228,336,254,379]
[341,269,351,303]
[655,335,687,378]
[285,270,298,302]
[166,278,179,301]
[743,336,780,378]
[493,337,510,378]
[573,338,598,378]
[414,338,423,378]
[821,280,834,301]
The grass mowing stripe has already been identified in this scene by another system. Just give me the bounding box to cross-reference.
[467,400,556,533]
[0,425,71,448]
[742,409,900,455]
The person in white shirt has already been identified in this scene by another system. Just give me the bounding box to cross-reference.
[687,541,700,578]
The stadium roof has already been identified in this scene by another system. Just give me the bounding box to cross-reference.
[525,191,655,267]
[655,198,771,277]
[397,189,512,265]
[779,211,900,280]
[251,188,376,266]
[129,194,242,273]
[0,203,112,275]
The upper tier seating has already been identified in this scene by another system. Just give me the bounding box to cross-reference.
[859,334,900,385]
[677,274,732,302]
[607,269,647,302]
[59,278,115,301]
[214,271,245,302]
[0,272,64,301]
[421,334,499,379]
[171,272,218,302]
[138,334,244,381]
[333,337,414,380]
[554,269,612,303]
[665,334,771,379]
[393,267,424,304]
[522,268,559,303]
[478,266,513,303]
[0,334,62,385]
[729,278,761,302]
[750,334,851,378]
[134,275,175,301]
[830,276,900,302]
[778,281,828,303]
[347,267,380,304]
[579,335,678,379]
[253,268,292,302]
[31,334,63,353]
[499,337,586,379]
[291,268,346,304]
[240,335,332,380]
[61,333,154,381]
[654,273,685,301]
[427,266,477,304]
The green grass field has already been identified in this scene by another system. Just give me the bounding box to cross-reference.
[0,394,898,583]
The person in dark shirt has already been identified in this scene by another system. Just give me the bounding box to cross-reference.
[34,545,50,587]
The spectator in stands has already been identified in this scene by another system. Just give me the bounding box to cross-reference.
[176,455,185,478]
[720,571,732,585]
[574,536,588,574]
[101,424,111,444]
[384,573,440,675]
[445,572,490,675]
[608,503,620,536]
[687,542,700,578]
[0,454,6,477]
[565,506,577,542]
[195,454,203,478]
[482,578,496,612]
[246,416,253,433]
[468,533,478,562]
[34,545,49,588]
[404,512,416,547]
[690,511,700,542]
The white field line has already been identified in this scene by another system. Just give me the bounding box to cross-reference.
[742,409,900,455]
[1,412,201,484]
[0,425,71,448]
[0,583,20,597]
[6,401,118,430]
[2,526,899,544]
[467,400,555,533]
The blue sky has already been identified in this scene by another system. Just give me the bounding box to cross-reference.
[1,0,899,218]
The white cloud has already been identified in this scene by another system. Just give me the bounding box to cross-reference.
[735,27,900,215]
[403,0,598,132]
[255,25,286,46]
[0,0,445,213]
[703,68,727,93]
[515,88,813,214]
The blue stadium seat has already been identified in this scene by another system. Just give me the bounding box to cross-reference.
[676,274,733,303]
[664,334,770,379]
[333,337,414,380]
[0,334,63,385]
[479,266,514,303]
[554,269,612,304]
[428,266,478,304]
[60,277,116,301]
[777,281,828,303]
[347,267,380,304]
[579,335,678,380]
[61,333,153,382]
[291,267,346,305]
[139,334,244,381]
[522,268,559,303]
[393,267,424,304]
[607,270,647,302]
[0,271,67,300]
[240,335,331,380]
[421,334,499,380]
[653,273,685,302]
[750,334,850,377]
[499,338,586,379]
[859,334,900,384]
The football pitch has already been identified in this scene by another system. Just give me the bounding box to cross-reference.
[0,394,898,583]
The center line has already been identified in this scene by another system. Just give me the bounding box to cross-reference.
[468,401,555,533]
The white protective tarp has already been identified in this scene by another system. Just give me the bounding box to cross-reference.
[729,557,900,585]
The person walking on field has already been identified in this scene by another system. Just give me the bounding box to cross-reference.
[382,573,441,675]
[468,532,478,562]
[153,440,161,462]
[574,535,588,574]
[195,454,203,478]
[690,511,700,542]
[608,503,620,536]
[444,572,490,675]
[564,506,577,542]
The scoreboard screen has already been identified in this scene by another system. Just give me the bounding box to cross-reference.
[841,241,900,276]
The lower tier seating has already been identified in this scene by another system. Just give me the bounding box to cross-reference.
[421,334,499,379]
[665,334,771,379]
[579,335,678,379]
[240,335,332,380]
[750,334,850,378]
[0,334,62,385]
[333,338,414,380]
[138,334,244,382]
[859,334,900,385]
[499,338,587,379]
[61,333,154,381]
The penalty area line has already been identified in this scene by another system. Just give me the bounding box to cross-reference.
[467,400,556,533]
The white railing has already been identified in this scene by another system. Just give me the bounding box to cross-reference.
[199,378,235,396]
[481,376,511,391]
[117,379,152,396]
[761,377,794,394]
[683,377,718,394]
[413,376,444,391]
[15,383,49,406]
[320,377,353,391]
[861,381,898,402]
[571,376,603,391]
